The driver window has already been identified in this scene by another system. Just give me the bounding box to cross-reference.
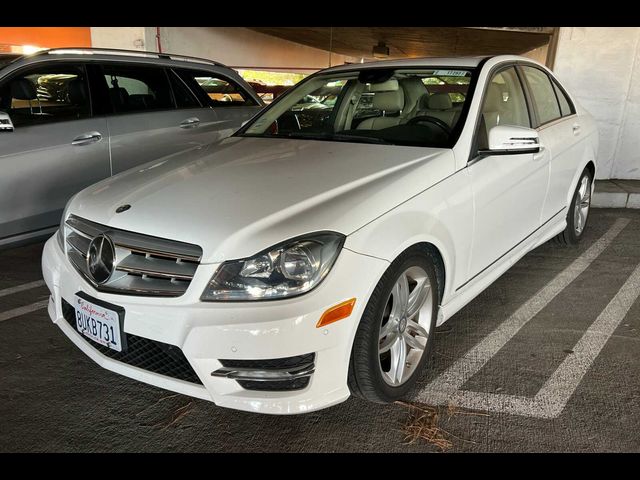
[478,67,530,150]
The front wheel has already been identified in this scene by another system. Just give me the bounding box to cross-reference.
[555,167,593,246]
[348,247,439,403]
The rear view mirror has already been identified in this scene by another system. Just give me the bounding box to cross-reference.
[486,125,540,154]
[0,111,14,132]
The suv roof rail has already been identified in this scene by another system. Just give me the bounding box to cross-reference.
[32,47,226,67]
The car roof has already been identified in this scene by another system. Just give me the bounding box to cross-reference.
[4,47,233,71]
[320,55,536,74]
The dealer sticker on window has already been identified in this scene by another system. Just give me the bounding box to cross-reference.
[432,70,469,77]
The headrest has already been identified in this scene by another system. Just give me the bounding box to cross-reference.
[372,89,404,112]
[400,77,428,110]
[484,83,503,112]
[11,78,37,100]
[68,79,87,105]
[368,79,399,92]
[427,92,453,110]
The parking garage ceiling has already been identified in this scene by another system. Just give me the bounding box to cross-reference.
[249,27,555,60]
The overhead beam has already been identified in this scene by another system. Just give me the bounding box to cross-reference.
[464,27,555,35]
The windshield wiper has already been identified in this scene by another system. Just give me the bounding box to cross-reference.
[283,131,392,145]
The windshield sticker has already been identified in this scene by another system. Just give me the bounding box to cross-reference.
[433,70,468,77]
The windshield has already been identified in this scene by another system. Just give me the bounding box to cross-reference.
[239,67,475,148]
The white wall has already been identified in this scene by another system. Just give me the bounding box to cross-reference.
[90,27,147,51]
[149,27,354,73]
[554,27,640,179]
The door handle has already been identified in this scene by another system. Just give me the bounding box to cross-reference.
[572,123,581,135]
[180,117,200,129]
[71,132,102,146]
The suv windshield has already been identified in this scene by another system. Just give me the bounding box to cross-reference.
[239,67,475,148]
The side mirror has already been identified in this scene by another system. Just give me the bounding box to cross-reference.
[0,111,14,132]
[485,125,540,154]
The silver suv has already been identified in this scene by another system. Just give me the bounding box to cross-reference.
[0,48,263,248]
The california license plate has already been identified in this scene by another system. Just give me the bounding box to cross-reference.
[73,294,124,352]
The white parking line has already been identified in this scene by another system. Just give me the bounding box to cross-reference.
[534,260,640,417]
[0,300,49,323]
[415,218,631,417]
[0,280,45,298]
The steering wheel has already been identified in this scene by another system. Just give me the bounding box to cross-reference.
[407,115,453,135]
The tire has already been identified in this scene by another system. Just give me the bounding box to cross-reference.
[554,167,593,246]
[348,246,440,403]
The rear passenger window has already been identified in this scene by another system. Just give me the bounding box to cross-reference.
[521,66,562,126]
[101,64,174,113]
[552,80,573,117]
[0,65,90,127]
[176,69,257,107]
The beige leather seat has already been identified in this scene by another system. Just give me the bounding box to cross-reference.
[398,77,428,123]
[356,80,405,130]
[417,92,459,127]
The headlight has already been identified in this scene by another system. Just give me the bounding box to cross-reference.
[201,232,345,301]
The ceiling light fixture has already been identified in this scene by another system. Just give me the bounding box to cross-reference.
[372,41,389,59]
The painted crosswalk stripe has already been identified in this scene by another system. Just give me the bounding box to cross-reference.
[0,280,46,298]
[415,217,631,406]
[0,300,49,323]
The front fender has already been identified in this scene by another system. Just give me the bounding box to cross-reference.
[344,168,473,304]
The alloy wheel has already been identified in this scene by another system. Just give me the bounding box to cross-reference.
[574,175,591,235]
[378,266,433,386]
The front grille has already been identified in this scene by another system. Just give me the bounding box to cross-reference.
[63,215,202,297]
[215,353,315,391]
[62,299,202,385]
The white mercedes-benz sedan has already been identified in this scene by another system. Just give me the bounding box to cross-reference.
[42,55,597,414]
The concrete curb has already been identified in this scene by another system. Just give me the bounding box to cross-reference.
[593,180,640,209]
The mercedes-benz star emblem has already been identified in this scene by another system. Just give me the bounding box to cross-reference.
[86,234,116,284]
[116,204,131,213]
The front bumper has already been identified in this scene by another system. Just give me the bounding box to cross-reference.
[41,236,388,414]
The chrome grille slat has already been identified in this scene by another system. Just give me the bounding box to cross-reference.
[116,255,196,281]
[64,214,202,297]
[66,232,90,256]
[65,215,201,261]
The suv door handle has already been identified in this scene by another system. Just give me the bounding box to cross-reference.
[71,132,102,146]
[180,117,200,129]
[572,123,581,135]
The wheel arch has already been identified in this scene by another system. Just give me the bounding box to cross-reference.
[346,213,461,306]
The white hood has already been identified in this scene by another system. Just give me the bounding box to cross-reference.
[70,137,453,263]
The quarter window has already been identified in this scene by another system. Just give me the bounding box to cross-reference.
[521,66,562,126]
[478,67,530,150]
[175,69,257,107]
[100,64,174,113]
[552,80,573,117]
[0,65,90,127]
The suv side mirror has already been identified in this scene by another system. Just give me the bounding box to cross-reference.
[0,111,14,132]
[485,125,540,154]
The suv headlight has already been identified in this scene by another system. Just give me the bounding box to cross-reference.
[201,232,345,301]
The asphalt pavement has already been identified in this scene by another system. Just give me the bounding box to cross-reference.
[1,208,639,452]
